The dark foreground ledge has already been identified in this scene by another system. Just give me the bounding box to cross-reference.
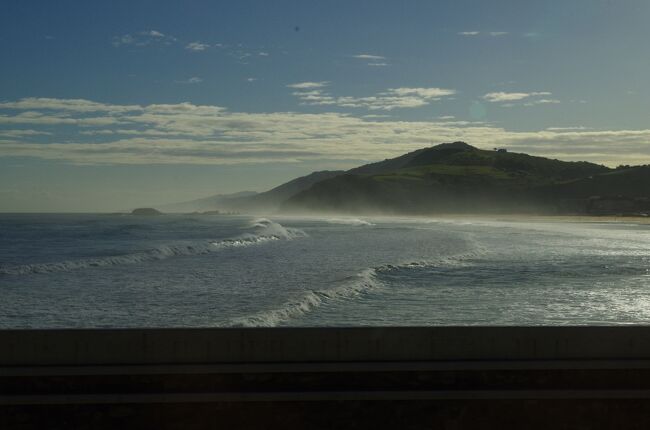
[3,327,650,429]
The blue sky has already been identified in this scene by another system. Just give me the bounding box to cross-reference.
[1,0,650,211]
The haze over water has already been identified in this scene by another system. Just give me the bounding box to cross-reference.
[1,214,649,328]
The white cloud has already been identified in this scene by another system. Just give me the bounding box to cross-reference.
[458,31,508,37]
[483,91,552,103]
[546,126,590,131]
[0,98,141,113]
[112,34,135,47]
[175,77,203,84]
[186,41,210,51]
[246,78,258,82]
[258,52,269,56]
[530,98,560,105]
[146,30,165,38]
[504,98,561,108]
[292,86,456,110]
[351,54,389,66]
[286,81,329,89]
[232,52,252,62]
[1,97,649,167]
[143,102,225,115]
[352,54,386,60]
[0,111,121,126]
[112,30,176,47]
[390,88,455,98]
[363,114,391,119]
[0,129,52,138]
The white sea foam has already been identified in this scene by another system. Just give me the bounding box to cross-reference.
[246,218,307,239]
[326,218,375,226]
[228,267,382,327]
[0,218,306,276]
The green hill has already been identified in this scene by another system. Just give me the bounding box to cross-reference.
[164,141,649,216]
[281,142,645,215]
[539,165,650,198]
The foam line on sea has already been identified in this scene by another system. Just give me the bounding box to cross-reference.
[0,218,306,276]
[227,245,489,327]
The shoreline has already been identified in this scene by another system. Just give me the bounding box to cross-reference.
[469,214,650,225]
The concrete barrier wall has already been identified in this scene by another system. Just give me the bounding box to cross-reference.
[2,327,650,366]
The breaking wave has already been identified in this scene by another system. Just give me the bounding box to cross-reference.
[326,218,375,226]
[227,246,488,327]
[227,267,382,327]
[0,218,306,276]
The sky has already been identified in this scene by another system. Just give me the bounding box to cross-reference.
[1,0,650,211]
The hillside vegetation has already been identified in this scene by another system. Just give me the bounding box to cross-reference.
[283,142,625,214]
[164,141,649,216]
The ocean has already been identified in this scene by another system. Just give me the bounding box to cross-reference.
[1,214,649,328]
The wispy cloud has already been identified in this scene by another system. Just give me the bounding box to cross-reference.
[458,31,508,37]
[483,91,552,103]
[545,126,590,131]
[1,97,649,166]
[112,34,136,46]
[112,30,176,47]
[352,54,386,60]
[146,30,165,38]
[0,98,141,113]
[174,77,203,84]
[291,86,456,110]
[529,98,560,105]
[362,114,391,119]
[351,54,389,66]
[185,41,210,51]
[0,129,52,138]
[287,81,330,89]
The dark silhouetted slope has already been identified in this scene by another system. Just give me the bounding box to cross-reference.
[162,142,648,216]
[223,170,345,211]
[283,142,617,214]
[159,191,258,213]
[539,166,650,199]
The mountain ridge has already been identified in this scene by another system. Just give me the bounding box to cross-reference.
[158,170,344,213]
[282,142,648,215]
[155,142,650,216]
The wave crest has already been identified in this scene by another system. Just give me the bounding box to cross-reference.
[227,245,489,327]
[326,218,374,226]
[228,268,381,327]
[1,218,306,276]
[246,218,307,240]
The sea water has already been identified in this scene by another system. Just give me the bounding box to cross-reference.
[1,213,649,328]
